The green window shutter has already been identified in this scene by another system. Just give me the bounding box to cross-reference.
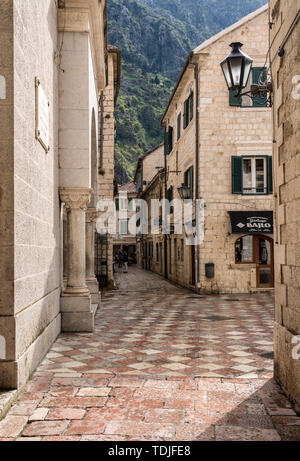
[190,166,194,199]
[267,156,273,194]
[168,126,173,153]
[229,89,242,107]
[189,92,194,121]
[184,169,188,187]
[164,129,169,155]
[177,113,181,140]
[115,198,119,211]
[252,67,267,107]
[183,99,189,129]
[232,156,243,194]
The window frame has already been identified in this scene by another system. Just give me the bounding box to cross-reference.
[242,156,267,196]
[232,155,272,196]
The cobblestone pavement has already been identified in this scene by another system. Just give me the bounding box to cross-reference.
[0,267,299,441]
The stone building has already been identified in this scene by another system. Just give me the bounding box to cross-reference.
[270,0,300,409]
[113,182,137,264]
[157,4,274,293]
[95,45,120,289]
[0,0,116,390]
[134,144,164,268]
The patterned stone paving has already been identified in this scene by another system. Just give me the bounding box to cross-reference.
[0,267,299,441]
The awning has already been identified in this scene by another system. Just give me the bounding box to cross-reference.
[229,211,273,234]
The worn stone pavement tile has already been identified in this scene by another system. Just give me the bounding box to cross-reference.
[0,268,299,441]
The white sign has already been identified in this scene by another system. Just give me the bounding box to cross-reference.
[35,77,50,152]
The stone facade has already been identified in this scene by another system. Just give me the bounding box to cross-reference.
[97,46,121,288]
[113,182,137,261]
[0,0,110,390]
[270,0,300,409]
[154,5,274,294]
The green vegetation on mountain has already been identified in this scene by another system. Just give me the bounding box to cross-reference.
[108,0,266,183]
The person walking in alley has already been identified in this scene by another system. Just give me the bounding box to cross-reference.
[123,251,128,273]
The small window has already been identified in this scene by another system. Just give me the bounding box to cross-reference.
[235,236,254,263]
[232,156,272,195]
[184,166,194,199]
[156,243,159,262]
[183,91,194,129]
[181,240,184,262]
[119,198,127,210]
[243,157,267,194]
[229,67,268,108]
[128,198,134,211]
[177,113,181,140]
[120,220,128,235]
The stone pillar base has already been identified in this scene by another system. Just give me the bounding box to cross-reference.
[61,294,94,332]
[86,279,100,305]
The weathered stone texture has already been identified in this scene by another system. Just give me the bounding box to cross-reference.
[270,0,300,409]
[0,0,61,389]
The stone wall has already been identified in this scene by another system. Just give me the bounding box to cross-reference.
[270,0,300,409]
[163,6,274,293]
[0,0,61,389]
[98,52,116,286]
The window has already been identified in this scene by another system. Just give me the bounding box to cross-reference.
[120,220,128,235]
[183,91,194,129]
[164,126,173,155]
[235,236,254,263]
[128,198,134,211]
[119,198,127,210]
[232,156,272,195]
[166,186,174,214]
[177,113,181,140]
[229,67,268,108]
[181,239,184,262]
[184,166,194,199]
[156,243,159,262]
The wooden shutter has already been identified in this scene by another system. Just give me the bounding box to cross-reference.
[168,126,173,153]
[164,129,169,155]
[183,99,189,129]
[267,156,273,194]
[177,113,181,140]
[252,68,267,107]
[231,156,243,194]
[229,89,242,107]
[115,198,119,211]
[189,92,194,121]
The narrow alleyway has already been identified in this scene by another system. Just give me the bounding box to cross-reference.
[0,267,299,441]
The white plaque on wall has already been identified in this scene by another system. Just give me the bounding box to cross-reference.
[35,77,50,152]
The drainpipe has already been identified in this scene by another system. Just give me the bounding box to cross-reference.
[194,63,200,292]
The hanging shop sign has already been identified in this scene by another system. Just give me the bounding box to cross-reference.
[229,211,273,234]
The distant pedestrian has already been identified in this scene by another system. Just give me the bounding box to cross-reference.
[123,251,128,273]
[117,249,123,269]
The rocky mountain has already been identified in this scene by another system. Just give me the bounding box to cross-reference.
[108,0,266,183]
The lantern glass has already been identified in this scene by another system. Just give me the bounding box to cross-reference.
[177,184,190,200]
[220,42,253,93]
[242,58,252,88]
[221,59,231,89]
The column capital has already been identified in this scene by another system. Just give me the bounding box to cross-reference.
[60,187,92,211]
[86,208,100,223]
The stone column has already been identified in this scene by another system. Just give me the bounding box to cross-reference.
[59,187,95,333]
[86,208,100,306]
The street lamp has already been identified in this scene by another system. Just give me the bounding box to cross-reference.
[221,42,273,105]
[220,42,253,94]
[177,183,191,200]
